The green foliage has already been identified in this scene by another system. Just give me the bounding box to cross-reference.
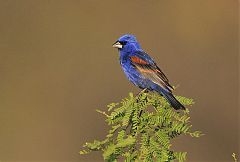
[80,91,202,162]
[232,153,238,162]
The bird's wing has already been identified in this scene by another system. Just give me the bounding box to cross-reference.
[130,51,174,92]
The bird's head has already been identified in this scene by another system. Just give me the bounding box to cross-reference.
[112,34,141,52]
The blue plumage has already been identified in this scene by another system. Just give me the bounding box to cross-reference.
[113,34,185,110]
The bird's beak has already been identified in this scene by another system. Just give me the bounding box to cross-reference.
[112,41,123,49]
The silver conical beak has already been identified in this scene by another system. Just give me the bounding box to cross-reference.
[112,41,123,49]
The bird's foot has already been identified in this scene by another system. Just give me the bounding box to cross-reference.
[141,88,149,93]
[137,88,149,96]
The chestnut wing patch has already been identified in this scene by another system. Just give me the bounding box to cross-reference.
[130,56,173,92]
[130,56,149,65]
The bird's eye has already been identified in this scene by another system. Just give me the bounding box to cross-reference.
[119,41,127,45]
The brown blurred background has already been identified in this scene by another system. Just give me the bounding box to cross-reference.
[0,0,238,161]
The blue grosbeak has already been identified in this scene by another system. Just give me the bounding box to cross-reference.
[113,34,185,110]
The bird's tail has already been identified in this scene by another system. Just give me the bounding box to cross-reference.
[155,86,185,110]
[162,92,185,110]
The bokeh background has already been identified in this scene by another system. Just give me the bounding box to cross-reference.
[0,0,238,161]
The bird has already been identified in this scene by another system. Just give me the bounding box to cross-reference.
[112,34,185,110]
